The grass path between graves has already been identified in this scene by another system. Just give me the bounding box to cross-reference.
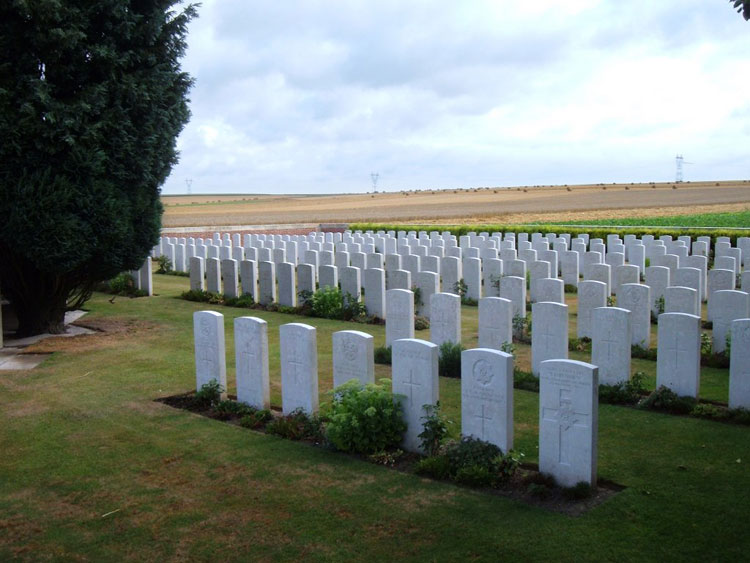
[1,274,749,561]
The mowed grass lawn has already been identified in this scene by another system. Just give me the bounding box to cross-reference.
[1,273,749,561]
[531,208,750,228]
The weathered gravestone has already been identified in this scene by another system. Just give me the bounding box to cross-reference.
[388,269,411,291]
[340,266,361,302]
[577,280,607,340]
[333,330,375,387]
[221,259,239,299]
[392,339,439,453]
[430,292,461,347]
[531,302,569,376]
[240,260,257,300]
[709,290,750,354]
[279,323,319,414]
[656,312,701,398]
[591,307,631,385]
[297,263,316,296]
[415,271,439,318]
[318,264,338,290]
[464,257,482,301]
[531,277,564,304]
[363,268,386,318]
[193,310,226,395]
[258,261,276,305]
[461,348,514,452]
[441,256,462,295]
[729,319,750,409]
[539,359,598,487]
[500,275,526,321]
[190,256,205,292]
[482,258,503,297]
[618,283,651,348]
[234,316,270,409]
[664,286,699,316]
[206,257,221,294]
[385,289,415,347]
[645,265,670,316]
[478,297,513,350]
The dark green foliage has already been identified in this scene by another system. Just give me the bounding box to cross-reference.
[453,279,468,299]
[155,256,173,274]
[564,284,578,294]
[239,409,273,429]
[631,345,657,361]
[599,372,647,405]
[95,272,147,297]
[192,380,223,410]
[223,294,256,308]
[418,437,523,487]
[568,337,591,352]
[513,313,532,343]
[373,346,392,365]
[414,316,430,331]
[730,0,750,21]
[181,289,224,304]
[438,341,465,378]
[0,1,195,336]
[307,286,367,321]
[418,402,451,456]
[325,380,406,454]
[641,386,697,415]
[211,399,255,421]
[415,455,452,479]
[562,481,595,500]
[514,369,540,392]
[411,285,423,308]
[367,449,403,467]
[265,408,325,442]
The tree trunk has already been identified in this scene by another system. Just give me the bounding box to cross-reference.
[0,249,75,337]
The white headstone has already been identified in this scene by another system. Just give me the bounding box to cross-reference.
[591,307,631,385]
[709,290,750,354]
[415,271,439,318]
[656,312,701,398]
[234,316,270,409]
[258,261,276,305]
[279,323,319,414]
[478,297,513,350]
[531,277,564,304]
[430,292,461,347]
[392,339,439,453]
[206,257,221,294]
[363,268,386,318]
[729,318,750,409]
[193,310,226,394]
[333,330,375,387]
[221,258,239,299]
[539,359,598,487]
[531,302,569,376]
[190,256,205,291]
[464,257,482,301]
[319,264,338,289]
[461,348,514,452]
[664,286,699,316]
[618,283,651,348]
[240,260,257,300]
[500,275,526,321]
[386,289,415,347]
[340,266,361,302]
[577,280,607,339]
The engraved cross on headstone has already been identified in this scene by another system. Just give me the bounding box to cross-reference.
[542,388,590,465]
[664,329,693,372]
[600,325,618,361]
[476,404,493,441]
[287,343,305,386]
[403,367,421,407]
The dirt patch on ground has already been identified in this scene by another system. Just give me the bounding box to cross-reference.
[23,317,161,354]
[161,181,750,227]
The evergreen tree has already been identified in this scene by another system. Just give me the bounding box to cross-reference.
[0,1,195,336]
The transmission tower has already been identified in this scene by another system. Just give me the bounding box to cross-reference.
[185,178,193,195]
[675,155,693,183]
[370,172,379,192]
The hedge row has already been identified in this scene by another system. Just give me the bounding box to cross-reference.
[348,223,748,246]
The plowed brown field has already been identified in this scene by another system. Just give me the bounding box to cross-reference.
[161,181,750,227]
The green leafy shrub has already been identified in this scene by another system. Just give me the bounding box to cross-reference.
[562,481,595,500]
[631,345,657,361]
[181,289,223,304]
[325,380,406,454]
[374,346,392,365]
[438,341,465,378]
[368,449,403,467]
[500,341,516,358]
[568,337,591,352]
[599,372,647,405]
[414,316,430,331]
[108,272,136,294]
[212,399,255,420]
[411,285,423,309]
[691,403,730,421]
[418,402,451,456]
[223,294,255,308]
[641,386,697,415]
[514,369,539,392]
[512,313,531,343]
[155,255,172,274]
[266,409,324,441]
[192,380,223,410]
[310,285,345,318]
[453,279,468,299]
[419,437,523,487]
[240,409,274,429]
[564,284,578,294]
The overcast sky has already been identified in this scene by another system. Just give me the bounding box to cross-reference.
[161,0,750,195]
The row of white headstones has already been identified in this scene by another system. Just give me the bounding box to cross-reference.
[194,309,597,488]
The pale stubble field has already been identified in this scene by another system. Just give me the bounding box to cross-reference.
[161,180,750,227]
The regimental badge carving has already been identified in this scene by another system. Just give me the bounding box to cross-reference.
[473,359,494,386]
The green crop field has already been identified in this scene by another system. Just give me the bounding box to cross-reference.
[1,274,749,561]
[531,209,750,229]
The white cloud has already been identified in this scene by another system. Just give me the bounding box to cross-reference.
[163,0,750,194]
